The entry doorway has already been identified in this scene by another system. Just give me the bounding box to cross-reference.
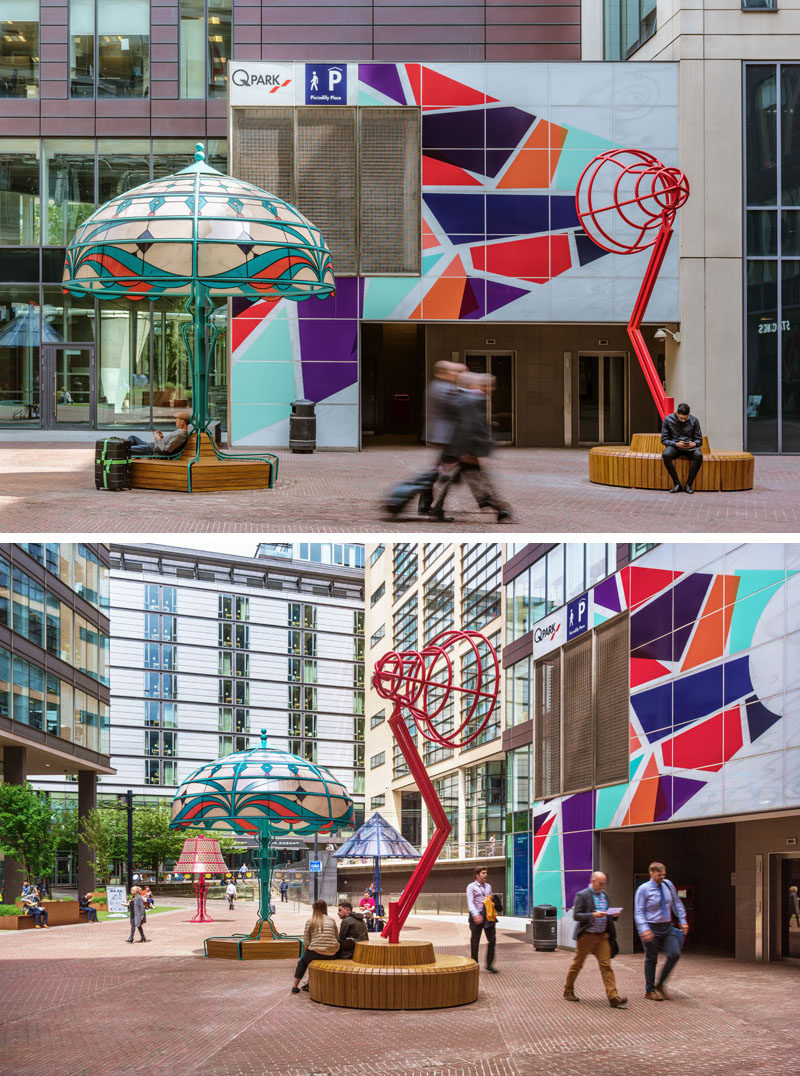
[578,353,627,444]
[464,351,514,444]
[360,323,426,442]
[41,344,95,427]
[773,854,800,962]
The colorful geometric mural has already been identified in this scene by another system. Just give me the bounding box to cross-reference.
[532,550,800,917]
[230,60,679,445]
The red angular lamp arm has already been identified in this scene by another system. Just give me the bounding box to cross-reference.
[381,702,451,942]
[627,222,675,420]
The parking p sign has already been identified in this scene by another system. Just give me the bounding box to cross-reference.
[305,64,346,104]
[567,593,589,640]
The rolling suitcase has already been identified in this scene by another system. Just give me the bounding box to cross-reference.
[95,437,132,491]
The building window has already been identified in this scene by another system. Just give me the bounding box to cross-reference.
[370,581,385,607]
[461,544,501,630]
[424,557,454,644]
[461,632,501,748]
[370,544,385,567]
[393,594,417,652]
[604,0,657,59]
[392,715,416,778]
[179,0,230,99]
[70,0,150,98]
[505,656,531,728]
[354,635,364,661]
[742,0,776,7]
[464,761,505,852]
[423,697,454,767]
[424,543,446,570]
[371,709,385,729]
[370,624,385,648]
[354,610,365,635]
[370,751,385,769]
[370,794,385,810]
[430,773,459,850]
[353,690,364,714]
[393,544,418,602]
[0,1,39,99]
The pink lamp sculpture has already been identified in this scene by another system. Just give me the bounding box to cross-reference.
[575,149,690,420]
[372,629,499,943]
[173,836,229,923]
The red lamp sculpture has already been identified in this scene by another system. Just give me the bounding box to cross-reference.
[173,836,229,923]
[575,149,690,420]
[372,629,499,943]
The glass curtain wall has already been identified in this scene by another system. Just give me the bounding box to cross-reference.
[179,0,231,99]
[0,0,39,98]
[0,138,227,429]
[70,0,150,98]
[745,63,800,453]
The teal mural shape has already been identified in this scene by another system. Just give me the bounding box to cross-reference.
[728,571,791,654]
[536,821,562,874]
[362,276,421,319]
[532,868,564,910]
[595,782,628,830]
[554,132,614,190]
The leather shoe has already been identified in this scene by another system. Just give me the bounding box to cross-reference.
[563,991,579,1002]
[669,484,682,493]
[645,990,663,1001]
[685,485,694,494]
[301,983,310,991]
[486,965,499,974]
[429,511,454,523]
[291,987,300,994]
[417,505,430,515]
[655,984,672,999]
[609,995,628,1007]
[497,509,512,523]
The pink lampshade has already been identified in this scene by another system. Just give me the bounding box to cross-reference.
[173,836,229,875]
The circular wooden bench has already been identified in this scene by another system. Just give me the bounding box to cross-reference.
[308,939,479,1010]
[589,434,754,491]
[130,432,277,493]
[204,920,301,960]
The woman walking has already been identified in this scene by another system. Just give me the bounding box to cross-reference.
[290,900,340,994]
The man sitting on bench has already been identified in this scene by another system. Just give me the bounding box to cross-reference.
[126,411,191,458]
[661,402,703,494]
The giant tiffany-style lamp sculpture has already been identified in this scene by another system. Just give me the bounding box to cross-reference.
[575,149,690,420]
[173,835,230,923]
[171,730,353,960]
[62,143,334,492]
[307,629,498,1010]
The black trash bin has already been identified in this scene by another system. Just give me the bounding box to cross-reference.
[532,903,558,951]
[289,399,316,453]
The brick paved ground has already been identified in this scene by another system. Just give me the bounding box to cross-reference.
[1,442,799,533]
[1,898,798,1076]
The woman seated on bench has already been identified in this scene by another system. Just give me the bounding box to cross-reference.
[126,411,191,457]
[22,887,49,928]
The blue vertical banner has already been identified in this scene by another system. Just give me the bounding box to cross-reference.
[567,592,590,641]
[305,64,347,104]
[512,832,532,917]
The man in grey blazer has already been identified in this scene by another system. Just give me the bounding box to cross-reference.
[563,871,627,1007]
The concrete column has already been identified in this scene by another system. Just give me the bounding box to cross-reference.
[457,768,467,859]
[77,770,97,895]
[420,799,429,851]
[3,747,27,897]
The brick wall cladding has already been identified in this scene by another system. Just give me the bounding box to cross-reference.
[1,0,580,130]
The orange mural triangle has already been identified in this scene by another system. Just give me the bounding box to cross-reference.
[623,754,660,826]
[412,255,467,319]
[683,576,727,671]
[412,64,499,110]
[497,120,568,189]
[629,721,642,755]
[423,155,483,187]
[422,220,440,250]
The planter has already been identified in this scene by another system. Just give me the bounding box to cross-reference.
[0,915,35,930]
[40,900,81,926]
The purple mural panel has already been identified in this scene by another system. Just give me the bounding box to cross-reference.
[359,63,407,105]
[653,776,671,822]
[575,231,608,266]
[630,589,673,650]
[465,279,529,318]
[593,575,621,614]
[297,319,358,403]
[562,829,593,872]
[673,573,713,633]
[744,694,782,742]
[561,789,594,834]
[533,810,553,834]
[631,682,673,742]
[297,276,360,320]
[671,776,707,815]
[565,870,591,910]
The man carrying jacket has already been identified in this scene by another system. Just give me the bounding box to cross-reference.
[563,871,627,1007]
[661,402,703,494]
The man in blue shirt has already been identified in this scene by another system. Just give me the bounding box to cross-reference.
[563,871,627,1007]
[634,861,689,999]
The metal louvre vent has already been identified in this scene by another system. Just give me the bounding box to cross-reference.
[232,108,295,204]
[534,653,561,800]
[359,108,421,275]
[297,107,357,275]
[594,614,630,786]
[562,635,594,794]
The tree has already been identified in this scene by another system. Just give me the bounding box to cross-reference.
[78,806,127,884]
[133,804,246,871]
[0,783,59,883]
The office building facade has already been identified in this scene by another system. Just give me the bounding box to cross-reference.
[0,542,113,894]
[506,540,800,962]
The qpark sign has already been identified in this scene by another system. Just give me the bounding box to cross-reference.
[532,592,593,657]
[228,62,355,106]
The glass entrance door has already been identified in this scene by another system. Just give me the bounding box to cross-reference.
[779,855,800,961]
[464,352,514,444]
[578,354,627,444]
[41,345,95,426]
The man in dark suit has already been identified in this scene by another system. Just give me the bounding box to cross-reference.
[563,871,627,1007]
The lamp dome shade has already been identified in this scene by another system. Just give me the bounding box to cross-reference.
[334,812,419,860]
[171,740,354,838]
[62,145,335,303]
[173,836,230,875]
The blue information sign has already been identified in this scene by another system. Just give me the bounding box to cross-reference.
[305,63,347,104]
[309,860,322,872]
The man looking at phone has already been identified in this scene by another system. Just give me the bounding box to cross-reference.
[661,402,703,494]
